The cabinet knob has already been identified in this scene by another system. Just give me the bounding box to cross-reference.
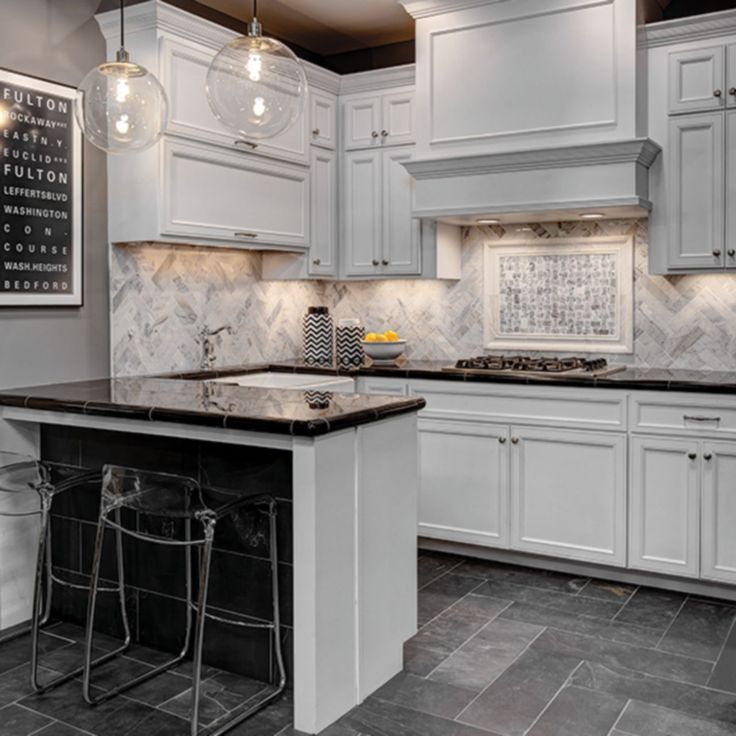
[381,130,389,138]
[372,259,380,266]
[729,249,736,258]
[704,453,713,461]
[511,437,520,445]
[688,452,697,460]
[713,249,722,257]
[499,437,507,444]
[382,259,390,266]
[313,258,321,265]
[234,139,258,149]
[714,89,723,97]
[731,88,736,96]
[234,232,258,239]
[312,128,320,136]
[371,131,379,139]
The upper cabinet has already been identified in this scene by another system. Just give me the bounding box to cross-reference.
[342,87,416,150]
[668,46,727,114]
[309,90,337,150]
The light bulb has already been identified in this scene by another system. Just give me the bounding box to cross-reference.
[115,114,130,136]
[115,77,129,103]
[246,52,262,82]
[253,96,266,117]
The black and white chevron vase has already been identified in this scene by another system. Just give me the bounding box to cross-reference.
[336,322,365,369]
[303,307,333,365]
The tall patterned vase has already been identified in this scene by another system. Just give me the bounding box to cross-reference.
[336,318,365,369]
[303,306,333,365]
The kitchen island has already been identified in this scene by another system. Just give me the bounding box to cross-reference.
[0,377,425,735]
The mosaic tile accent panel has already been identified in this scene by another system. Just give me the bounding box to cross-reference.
[497,252,618,337]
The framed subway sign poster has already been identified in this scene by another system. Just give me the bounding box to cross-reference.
[0,68,83,306]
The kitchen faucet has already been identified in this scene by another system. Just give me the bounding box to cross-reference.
[199,325,232,370]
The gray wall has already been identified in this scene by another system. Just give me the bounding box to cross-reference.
[0,0,109,389]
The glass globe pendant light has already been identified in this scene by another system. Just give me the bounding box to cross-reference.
[206,0,307,141]
[75,0,168,153]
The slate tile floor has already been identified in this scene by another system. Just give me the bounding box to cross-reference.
[4,551,736,735]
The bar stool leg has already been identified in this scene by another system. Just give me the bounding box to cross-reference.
[268,501,286,692]
[113,508,132,650]
[29,494,52,691]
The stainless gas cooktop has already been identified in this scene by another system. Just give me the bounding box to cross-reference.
[442,355,626,378]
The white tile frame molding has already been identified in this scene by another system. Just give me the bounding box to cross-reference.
[484,235,634,354]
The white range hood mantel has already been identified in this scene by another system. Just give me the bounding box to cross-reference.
[403,138,662,223]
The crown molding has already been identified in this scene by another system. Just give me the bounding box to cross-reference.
[398,0,511,20]
[339,64,415,95]
[639,8,736,49]
[404,138,662,179]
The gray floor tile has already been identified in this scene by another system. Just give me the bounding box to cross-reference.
[500,601,661,648]
[159,678,247,725]
[34,723,93,736]
[124,671,192,707]
[457,647,583,736]
[418,554,461,588]
[223,695,294,736]
[0,664,61,708]
[417,574,482,626]
[572,661,736,726]
[473,578,623,619]
[532,628,713,685]
[454,560,588,595]
[403,643,449,677]
[576,579,636,603]
[616,700,736,736]
[614,587,687,631]
[429,618,543,692]
[0,632,71,676]
[372,671,478,720]
[0,703,52,736]
[709,618,736,693]
[658,599,736,661]
[526,685,626,736]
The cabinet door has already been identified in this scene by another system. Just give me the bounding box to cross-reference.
[418,419,509,549]
[159,36,307,164]
[309,90,337,149]
[161,139,309,247]
[343,150,382,276]
[727,111,736,269]
[510,427,626,566]
[668,46,726,115]
[667,113,725,270]
[309,148,337,277]
[728,44,736,108]
[381,90,415,146]
[701,441,736,584]
[382,148,421,276]
[629,436,700,578]
[343,96,381,150]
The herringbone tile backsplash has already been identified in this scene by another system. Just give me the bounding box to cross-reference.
[110,220,736,376]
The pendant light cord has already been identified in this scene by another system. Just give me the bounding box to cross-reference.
[119,0,125,50]
[253,0,257,18]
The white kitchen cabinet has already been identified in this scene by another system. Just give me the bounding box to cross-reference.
[159,35,308,164]
[668,46,726,115]
[310,89,337,150]
[727,110,736,269]
[343,88,415,150]
[666,112,725,270]
[509,427,627,567]
[356,377,409,396]
[701,441,736,584]
[629,436,700,578]
[381,91,416,147]
[344,95,382,149]
[728,44,736,108]
[418,419,509,549]
[308,148,338,277]
[382,149,421,275]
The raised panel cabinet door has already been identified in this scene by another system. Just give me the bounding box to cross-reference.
[726,111,736,270]
[309,90,337,149]
[629,436,700,578]
[418,419,510,548]
[667,113,725,270]
[668,46,726,115]
[729,44,736,108]
[343,150,382,276]
[159,36,307,164]
[161,139,309,247]
[510,427,626,566]
[381,90,415,146]
[701,441,736,584]
[382,148,421,276]
[308,148,337,277]
[343,96,381,150]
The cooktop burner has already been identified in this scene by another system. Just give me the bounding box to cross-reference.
[444,355,625,378]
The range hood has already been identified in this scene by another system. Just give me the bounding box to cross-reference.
[403,138,662,225]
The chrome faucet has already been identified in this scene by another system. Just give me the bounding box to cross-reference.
[198,325,232,370]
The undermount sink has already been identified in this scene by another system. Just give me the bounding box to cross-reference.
[211,372,355,393]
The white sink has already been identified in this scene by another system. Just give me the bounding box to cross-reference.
[212,372,355,393]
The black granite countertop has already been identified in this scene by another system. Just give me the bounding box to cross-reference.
[0,376,426,437]
[169,360,736,395]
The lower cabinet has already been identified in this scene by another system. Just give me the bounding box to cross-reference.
[701,441,736,583]
[418,419,509,549]
[510,427,627,566]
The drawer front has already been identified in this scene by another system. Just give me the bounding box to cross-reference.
[410,380,626,431]
[357,377,408,396]
[631,394,736,438]
[162,139,309,248]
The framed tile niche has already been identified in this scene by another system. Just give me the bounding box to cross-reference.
[484,235,634,354]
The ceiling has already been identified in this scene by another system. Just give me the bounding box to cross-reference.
[194,0,415,56]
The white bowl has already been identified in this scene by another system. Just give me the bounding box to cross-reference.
[362,339,407,364]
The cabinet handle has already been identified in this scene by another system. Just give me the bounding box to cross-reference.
[234,139,258,149]
[381,130,389,138]
[713,249,722,257]
[499,437,507,444]
[704,453,713,461]
[234,232,258,239]
[728,249,736,258]
[313,258,321,265]
[688,452,697,460]
[312,128,320,136]
[372,259,380,266]
[714,89,723,97]
[511,437,520,444]
[371,131,379,139]
[730,88,736,96]
[382,259,390,266]
[684,415,721,423]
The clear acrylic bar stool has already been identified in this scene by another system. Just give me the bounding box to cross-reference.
[82,464,286,736]
[0,451,132,693]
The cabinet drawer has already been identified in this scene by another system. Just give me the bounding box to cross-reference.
[410,381,626,431]
[357,377,408,396]
[631,394,736,437]
[161,139,309,248]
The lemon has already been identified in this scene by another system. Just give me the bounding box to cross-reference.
[384,330,399,342]
[365,333,378,342]
[373,334,388,342]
